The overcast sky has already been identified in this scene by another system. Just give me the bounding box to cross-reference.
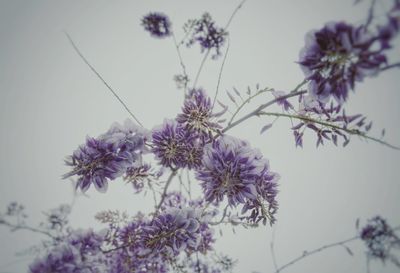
[0,0,399,272]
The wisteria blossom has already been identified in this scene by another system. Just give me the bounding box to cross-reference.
[63,120,147,192]
[196,135,279,224]
[142,12,171,38]
[299,22,388,103]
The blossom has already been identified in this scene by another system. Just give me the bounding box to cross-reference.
[299,22,387,103]
[196,135,279,224]
[141,207,212,256]
[151,119,204,169]
[186,13,227,58]
[141,12,171,38]
[29,229,106,273]
[360,216,400,262]
[63,120,147,192]
[176,88,221,140]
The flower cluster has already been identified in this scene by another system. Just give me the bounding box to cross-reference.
[186,13,228,58]
[299,22,388,103]
[360,216,400,263]
[142,12,171,38]
[63,120,147,192]
[196,135,279,224]
[152,89,221,170]
[29,229,106,273]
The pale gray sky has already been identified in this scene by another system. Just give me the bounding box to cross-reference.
[0,0,399,272]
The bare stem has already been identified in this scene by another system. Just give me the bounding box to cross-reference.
[64,31,144,127]
[212,38,230,110]
[192,49,211,89]
[275,235,359,273]
[1,220,59,241]
[153,169,178,216]
[260,111,400,150]
[381,62,400,72]
[172,32,189,95]
[222,90,307,133]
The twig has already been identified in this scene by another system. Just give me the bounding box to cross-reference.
[64,31,144,127]
[154,169,178,215]
[212,38,230,110]
[380,62,400,72]
[192,49,211,89]
[224,0,248,30]
[1,220,59,241]
[259,111,400,150]
[275,235,359,273]
[172,32,189,95]
[222,90,307,133]
[365,0,377,28]
[209,204,229,225]
[270,226,279,272]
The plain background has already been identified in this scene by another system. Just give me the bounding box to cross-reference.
[0,0,399,272]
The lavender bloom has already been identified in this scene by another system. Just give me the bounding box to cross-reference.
[29,229,106,273]
[63,120,147,192]
[151,119,204,169]
[177,88,221,140]
[142,207,212,256]
[186,13,227,59]
[141,12,171,38]
[360,216,400,263]
[299,22,387,103]
[196,135,279,224]
[124,164,156,193]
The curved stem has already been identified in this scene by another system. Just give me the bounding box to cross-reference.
[212,38,230,110]
[222,90,307,133]
[260,111,400,150]
[192,49,210,89]
[275,236,359,273]
[1,220,59,241]
[380,62,400,72]
[153,169,178,216]
[64,31,144,127]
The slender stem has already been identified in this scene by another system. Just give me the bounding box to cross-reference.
[227,88,272,126]
[192,49,210,89]
[1,220,59,241]
[270,226,279,272]
[380,62,400,72]
[224,0,248,30]
[64,31,144,127]
[260,111,400,150]
[275,236,359,273]
[172,32,189,95]
[154,170,178,215]
[222,90,307,133]
[212,38,230,110]
[209,204,229,225]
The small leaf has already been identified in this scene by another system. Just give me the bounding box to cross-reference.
[227,91,236,103]
[260,123,273,134]
[343,245,354,256]
[381,128,386,137]
[233,87,241,96]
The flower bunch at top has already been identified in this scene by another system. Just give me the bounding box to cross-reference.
[177,88,221,140]
[29,229,106,273]
[63,120,147,192]
[360,216,400,262]
[196,135,279,224]
[186,13,228,59]
[299,22,388,103]
[142,12,171,38]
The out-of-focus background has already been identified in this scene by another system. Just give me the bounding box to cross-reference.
[0,0,399,272]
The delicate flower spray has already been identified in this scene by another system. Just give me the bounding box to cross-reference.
[1,1,400,272]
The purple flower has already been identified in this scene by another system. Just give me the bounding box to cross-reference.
[141,12,171,38]
[196,135,279,224]
[186,13,227,59]
[63,120,147,192]
[29,229,106,273]
[177,88,221,141]
[360,216,400,263]
[141,207,210,256]
[299,22,387,103]
[151,119,204,169]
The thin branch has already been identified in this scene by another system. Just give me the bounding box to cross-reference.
[224,0,248,30]
[192,49,211,89]
[222,90,307,133]
[1,220,59,241]
[227,87,272,126]
[64,31,144,127]
[172,32,189,95]
[209,204,229,225]
[212,38,230,110]
[270,226,279,272]
[259,111,400,150]
[380,62,400,72]
[154,169,178,216]
[365,0,377,28]
[275,235,359,273]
